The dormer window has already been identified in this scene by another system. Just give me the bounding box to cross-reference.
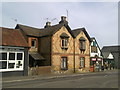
[79,37,86,52]
[60,33,69,50]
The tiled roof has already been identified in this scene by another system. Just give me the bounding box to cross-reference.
[15,22,91,41]
[72,28,91,41]
[102,52,113,59]
[102,45,120,52]
[0,27,28,47]
[15,24,40,37]
[15,22,75,38]
[29,52,45,60]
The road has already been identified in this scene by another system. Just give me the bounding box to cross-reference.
[2,70,118,88]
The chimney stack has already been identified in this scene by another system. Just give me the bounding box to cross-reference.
[59,16,68,24]
[44,21,51,28]
[61,16,67,21]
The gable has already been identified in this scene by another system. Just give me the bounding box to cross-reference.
[75,30,89,42]
[72,28,91,42]
[91,39,97,47]
[53,26,73,38]
[107,53,114,59]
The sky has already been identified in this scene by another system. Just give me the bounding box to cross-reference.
[1,1,118,48]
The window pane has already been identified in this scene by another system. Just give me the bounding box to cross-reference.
[32,41,35,46]
[31,39,36,47]
[65,39,68,46]
[80,57,85,68]
[61,57,67,69]
[8,63,15,68]
[0,53,7,60]
[93,41,96,46]
[9,53,15,60]
[17,53,23,60]
[83,42,86,49]
[80,41,83,49]
[61,39,68,47]
[63,59,67,68]
[62,39,64,47]
[16,61,22,68]
[80,41,86,50]
[0,61,7,69]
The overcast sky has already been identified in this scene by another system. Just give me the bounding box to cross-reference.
[1,2,118,48]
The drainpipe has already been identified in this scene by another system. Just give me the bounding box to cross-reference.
[73,38,75,73]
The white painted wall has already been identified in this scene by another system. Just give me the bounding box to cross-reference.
[107,53,114,59]
[90,39,102,58]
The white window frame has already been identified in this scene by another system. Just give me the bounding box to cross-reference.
[0,50,24,72]
[61,38,68,48]
[80,57,85,68]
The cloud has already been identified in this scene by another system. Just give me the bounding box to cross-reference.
[2,2,118,48]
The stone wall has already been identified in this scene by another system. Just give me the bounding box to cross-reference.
[51,26,74,73]
[51,27,90,73]
[74,31,90,72]
[29,66,51,75]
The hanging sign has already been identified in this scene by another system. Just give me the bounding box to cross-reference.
[97,58,102,61]
[91,58,96,61]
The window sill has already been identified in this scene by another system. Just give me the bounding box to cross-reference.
[61,47,68,50]
[79,67,85,69]
[80,48,86,51]
[61,68,68,70]
[31,47,36,48]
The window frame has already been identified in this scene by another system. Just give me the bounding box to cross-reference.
[31,39,36,48]
[80,40,86,51]
[91,46,98,53]
[0,50,24,72]
[80,57,85,68]
[61,38,68,50]
[61,57,68,70]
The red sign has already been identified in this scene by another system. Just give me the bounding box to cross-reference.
[91,58,96,61]
[97,58,102,61]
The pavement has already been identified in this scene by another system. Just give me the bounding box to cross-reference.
[2,69,118,83]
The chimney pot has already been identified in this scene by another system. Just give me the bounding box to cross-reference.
[59,16,68,24]
[44,21,51,28]
[61,16,67,21]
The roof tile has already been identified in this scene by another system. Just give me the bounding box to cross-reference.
[0,27,28,47]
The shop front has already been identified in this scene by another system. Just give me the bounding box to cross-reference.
[103,59,115,70]
[90,57,103,72]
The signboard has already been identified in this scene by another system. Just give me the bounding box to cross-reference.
[97,58,102,61]
[91,58,96,61]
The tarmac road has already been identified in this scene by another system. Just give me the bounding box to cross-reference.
[2,70,118,88]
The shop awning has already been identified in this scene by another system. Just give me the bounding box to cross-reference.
[29,52,45,60]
